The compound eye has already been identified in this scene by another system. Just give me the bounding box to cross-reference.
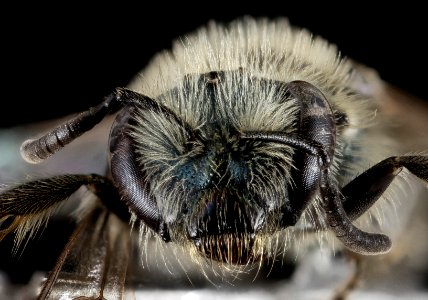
[109,91,196,242]
[109,107,169,240]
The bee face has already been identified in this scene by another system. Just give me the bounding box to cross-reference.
[118,61,339,264]
[1,17,428,298]
[113,70,298,264]
[108,19,371,263]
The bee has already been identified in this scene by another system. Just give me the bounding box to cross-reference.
[1,17,427,299]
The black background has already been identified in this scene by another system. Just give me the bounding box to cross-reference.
[1,4,428,128]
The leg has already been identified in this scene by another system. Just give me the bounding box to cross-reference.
[342,155,428,220]
[0,174,129,243]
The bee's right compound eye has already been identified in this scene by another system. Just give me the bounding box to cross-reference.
[109,111,168,240]
[108,89,196,242]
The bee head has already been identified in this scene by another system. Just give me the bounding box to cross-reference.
[111,71,301,265]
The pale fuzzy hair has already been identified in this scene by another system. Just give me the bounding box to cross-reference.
[124,17,418,278]
[128,17,373,130]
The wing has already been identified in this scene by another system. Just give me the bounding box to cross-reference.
[39,207,131,300]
